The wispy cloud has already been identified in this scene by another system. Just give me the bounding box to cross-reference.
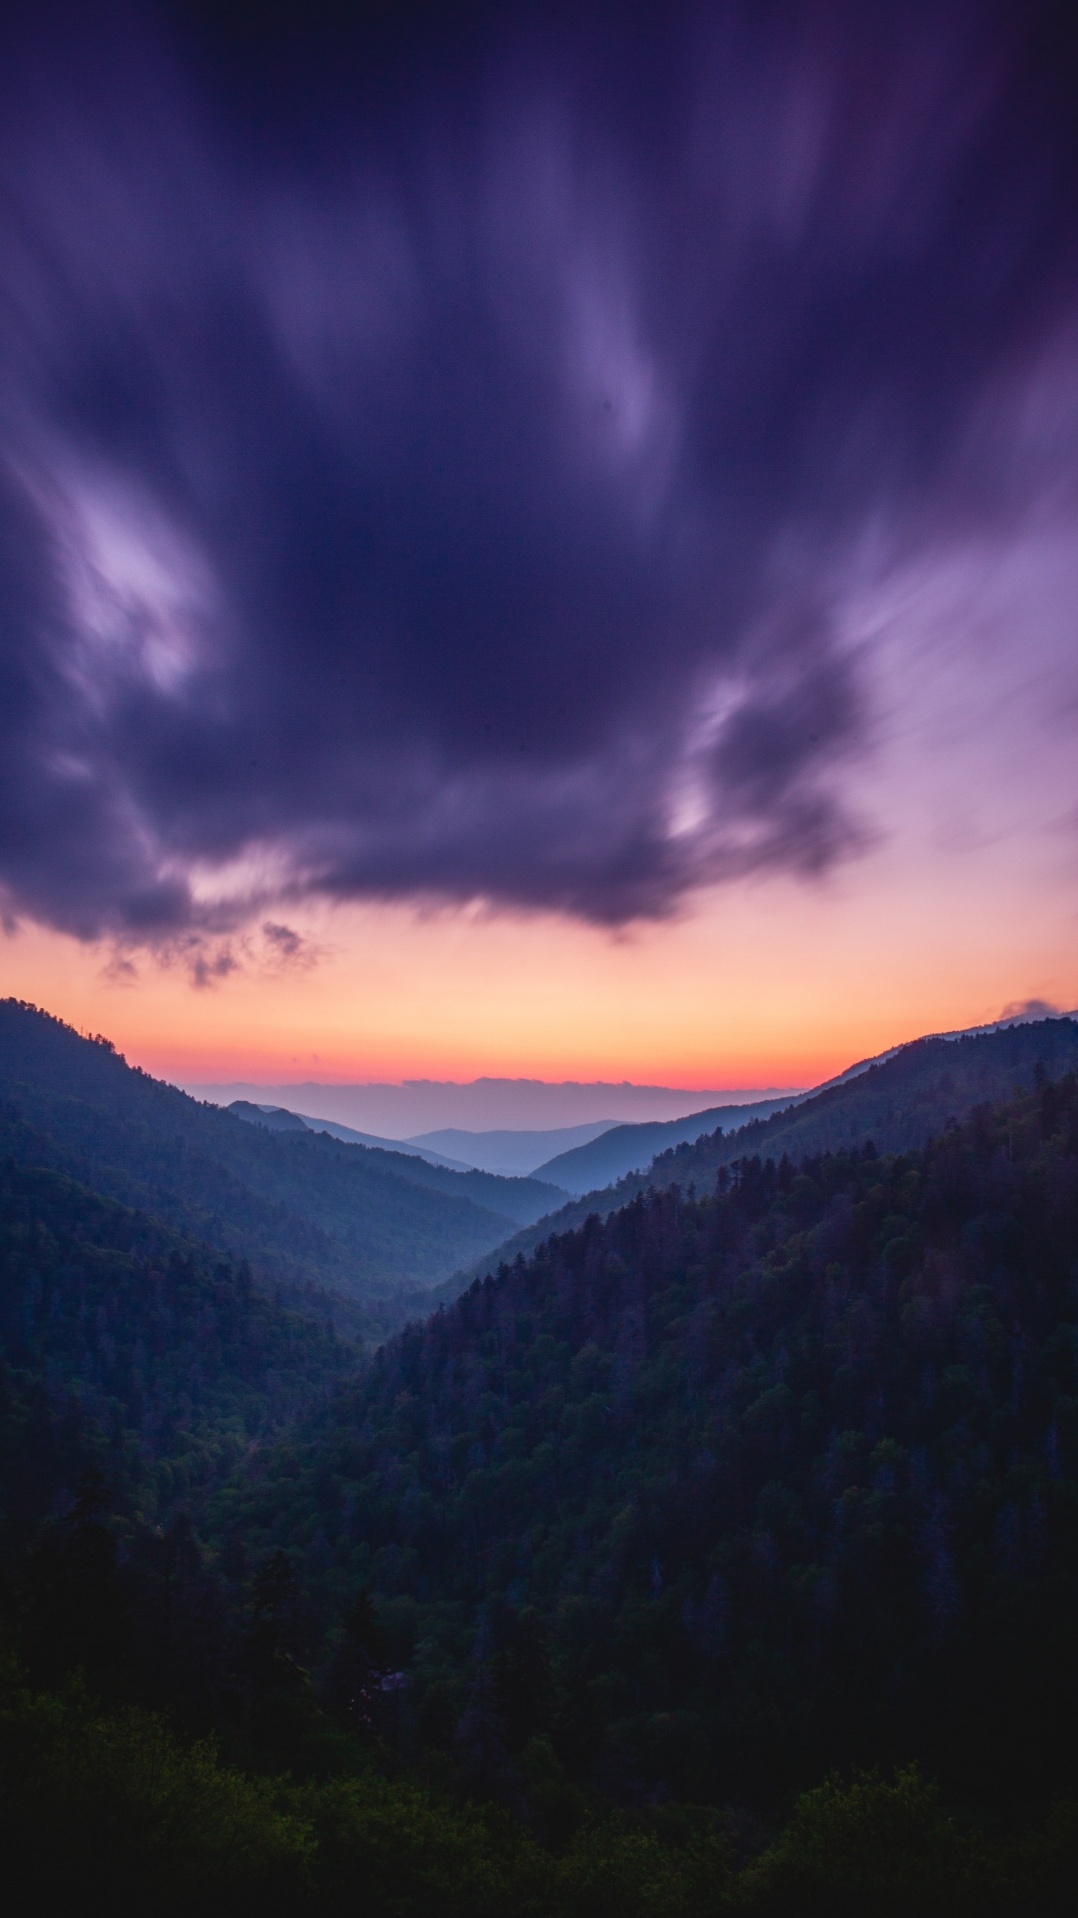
[0,2,1076,943]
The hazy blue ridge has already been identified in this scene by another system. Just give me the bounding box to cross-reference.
[301,1116,474,1169]
[405,1120,620,1174]
[532,1096,798,1192]
[230,1102,477,1170]
[228,1100,310,1132]
[228,1096,568,1222]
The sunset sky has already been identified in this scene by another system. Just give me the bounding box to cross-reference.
[0,1,1076,1095]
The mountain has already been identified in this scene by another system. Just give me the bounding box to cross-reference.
[228,1100,309,1133]
[184,1076,788,1135]
[405,1121,619,1175]
[459,1018,1078,1287]
[0,1002,562,1335]
[0,1099,350,1546]
[652,1015,1078,1185]
[229,1066,1078,1822]
[801,1003,1078,1097]
[227,1100,565,1224]
[300,1117,473,1170]
[6,1013,1078,1909]
[532,1097,797,1193]
[230,1100,484,1169]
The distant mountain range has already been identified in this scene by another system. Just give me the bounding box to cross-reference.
[186,1015,1078,1318]
[531,1096,797,1192]
[451,1015,1078,1291]
[11,1001,1071,1349]
[403,1120,619,1175]
[184,1076,798,1138]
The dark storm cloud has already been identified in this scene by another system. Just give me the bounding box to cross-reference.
[0,0,1076,939]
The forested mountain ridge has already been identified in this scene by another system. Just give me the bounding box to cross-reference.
[228,1099,564,1208]
[652,1016,1078,1184]
[225,1065,1078,1824]
[458,1017,1078,1287]
[531,1095,795,1194]
[0,1001,560,1334]
[0,1098,351,1548]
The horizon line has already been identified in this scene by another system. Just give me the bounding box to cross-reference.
[180,1076,808,1095]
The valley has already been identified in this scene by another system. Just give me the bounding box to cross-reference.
[3,999,1078,1912]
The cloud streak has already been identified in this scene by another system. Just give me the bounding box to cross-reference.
[0,1,1076,942]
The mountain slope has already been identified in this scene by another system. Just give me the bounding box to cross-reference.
[458,1018,1078,1286]
[0,1100,351,1544]
[229,1101,475,1169]
[228,1099,566,1222]
[300,1116,472,1169]
[406,1122,618,1175]
[532,1096,796,1193]
[0,1002,554,1332]
[655,1015,1078,1185]
[228,1068,1078,1814]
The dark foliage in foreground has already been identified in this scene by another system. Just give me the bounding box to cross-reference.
[4,1653,1078,1915]
[6,1642,1078,1917]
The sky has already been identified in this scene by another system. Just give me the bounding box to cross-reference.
[0,0,1077,1097]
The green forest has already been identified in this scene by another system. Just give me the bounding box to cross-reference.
[4,1000,1078,1910]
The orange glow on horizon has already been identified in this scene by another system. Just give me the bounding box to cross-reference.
[2,803,1074,1096]
[4,531,1077,1098]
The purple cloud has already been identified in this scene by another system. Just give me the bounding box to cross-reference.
[0,1,1076,941]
